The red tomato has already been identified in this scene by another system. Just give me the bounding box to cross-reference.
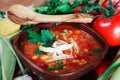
[93,13,120,46]
[102,0,120,12]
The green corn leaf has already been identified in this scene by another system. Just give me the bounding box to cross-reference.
[110,66,120,80]
[97,57,120,80]
[0,36,25,80]
[0,56,2,80]
[0,36,16,80]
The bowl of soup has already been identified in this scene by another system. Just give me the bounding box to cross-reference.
[13,23,108,80]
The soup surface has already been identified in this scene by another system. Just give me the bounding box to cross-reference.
[23,25,103,74]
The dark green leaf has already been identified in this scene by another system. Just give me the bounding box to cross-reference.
[90,48,102,54]
[55,3,73,13]
[72,0,81,8]
[29,39,40,43]
[41,30,54,43]
[81,0,89,5]
[34,5,49,14]
[27,29,41,43]
[35,48,45,54]
[21,24,31,30]
[0,11,6,19]
[21,24,37,30]
[48,66,54,70]
[56,60,63,70]
[34,0,73,15]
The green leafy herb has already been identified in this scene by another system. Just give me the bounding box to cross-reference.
[41,30,54,43]
[34,5,49,14]
[27,29,41,43]
[0,11,6,20]
[56,60,63,70]
[71,0,81,8]
[47,60,63,70]
[27,29,55,54]
[28,29,54,43]
[35,48,46,54]
[21,24,37,30]
[34,0,81,14]
[90,48,102,54]
[48,66,54,70]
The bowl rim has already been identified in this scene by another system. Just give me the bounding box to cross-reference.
[13,22,108,78]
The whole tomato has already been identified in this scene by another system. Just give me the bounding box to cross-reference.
[102,0,120,12]
[93,13,120,46]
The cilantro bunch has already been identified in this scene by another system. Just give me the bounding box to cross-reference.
[34,0,99,15]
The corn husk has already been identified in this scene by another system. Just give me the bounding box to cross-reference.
[0,36,16,80]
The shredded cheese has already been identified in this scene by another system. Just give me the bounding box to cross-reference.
[38,40,77,62]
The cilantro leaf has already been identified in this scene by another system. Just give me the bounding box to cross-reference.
[27,29,55,54]
[0,11,6,20]
[21,24,37,30]
[41,30,54,43]
[35,48,46,54]
[55,3,73,13]
[27,29,54,44]
[56,60,63,70]
[90,48,103,54]
[34,0,74,14]
[34,5,49,14]
[27,29,41,43]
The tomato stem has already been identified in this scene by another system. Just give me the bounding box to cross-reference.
[86,5,111,18]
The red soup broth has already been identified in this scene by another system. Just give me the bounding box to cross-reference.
[23,25,103,74]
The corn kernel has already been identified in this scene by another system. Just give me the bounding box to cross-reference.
[41,55,49,60]
[32,55,38,59]
[0,18,20,36]
[54,70,59,73]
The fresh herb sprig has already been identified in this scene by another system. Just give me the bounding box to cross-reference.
[28,29,54,44]
[0,11,6,20]
[48,60,63,70]
[34,0,99,15]
[27,29,55,54]
[84,0,119,18]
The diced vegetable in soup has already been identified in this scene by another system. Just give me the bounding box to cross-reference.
[23,25,103,74]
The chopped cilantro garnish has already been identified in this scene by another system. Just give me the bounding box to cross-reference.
[41,29,54,43]
[21,24,37,30]
[0,11,6,20]
[27,29,41,43]
[48,66,54,70]
[47,60,64,70]
[27,29,54,43]
[27,29,55,54]
[56,60,63,70]
[34,0,79,15]
[35,48,46,54]
[90,48,103,54]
